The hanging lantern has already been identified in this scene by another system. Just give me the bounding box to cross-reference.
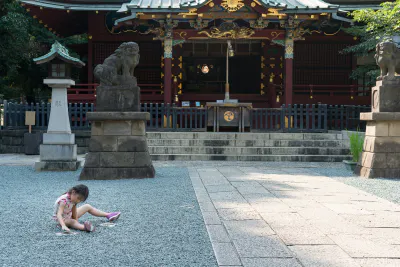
[201,64,210,74]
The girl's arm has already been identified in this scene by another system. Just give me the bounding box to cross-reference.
[71,205,77,220]
[57,202,69,231]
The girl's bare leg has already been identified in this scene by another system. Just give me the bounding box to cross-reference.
[64,218,85,231]
[76,204,109,219]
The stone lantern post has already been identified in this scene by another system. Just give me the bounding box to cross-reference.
[33,41,85,171]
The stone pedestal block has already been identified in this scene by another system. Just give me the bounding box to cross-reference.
[371,77,400,113]
[355,112,400,178]
[39,144,77,161]
[96,85,140,112]
[35,161,81,172]
[24,133,43,155]
[43,133,75,144]
[79,112,155,180]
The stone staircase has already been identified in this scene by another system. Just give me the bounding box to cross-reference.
[147,132,352,162]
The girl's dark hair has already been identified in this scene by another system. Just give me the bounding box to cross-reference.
[68,184,89,201]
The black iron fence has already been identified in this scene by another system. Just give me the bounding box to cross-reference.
[1,101,369,132]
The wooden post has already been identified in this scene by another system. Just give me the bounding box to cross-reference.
[88,39,93,84]
[87,13,94,84]
[164,39,173,104]
[164,58,172,104]
[284,58,293,105]
[284,31,294,105]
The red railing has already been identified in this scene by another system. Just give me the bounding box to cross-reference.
[67,83,162,103]
[67,83,371,106]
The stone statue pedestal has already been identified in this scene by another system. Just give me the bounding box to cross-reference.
[35,79,80,171]
[79,112,155,180]
[355,77,400,178]
[96,84,140,112]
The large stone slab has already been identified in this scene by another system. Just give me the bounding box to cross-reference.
[96,84,140,112]
[39,144,77,161]
[79,166,155,180]
[242,258,302,267]
[371,78,400,113]
[232,236,293,257]
[43,133,74,145]
[35,161,80,171]
[289,245,360,267]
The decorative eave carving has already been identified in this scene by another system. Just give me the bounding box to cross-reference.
[198,22,255,39]
[189,18,210,30]
[280,16,310,41]
[221,0,245,12]
[249,17,269,29]
[141,17,179,40]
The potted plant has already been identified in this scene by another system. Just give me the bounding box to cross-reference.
[343,129,364,171]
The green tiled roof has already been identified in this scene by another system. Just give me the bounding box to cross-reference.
[33,41,85,67]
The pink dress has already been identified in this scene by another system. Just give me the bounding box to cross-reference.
[53,193,74,225]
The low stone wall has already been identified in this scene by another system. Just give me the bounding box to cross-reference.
[0,129,91,154]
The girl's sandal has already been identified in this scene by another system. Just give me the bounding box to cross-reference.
[84,221,96,232]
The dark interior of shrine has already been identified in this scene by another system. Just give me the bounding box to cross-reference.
[182,40,261,95]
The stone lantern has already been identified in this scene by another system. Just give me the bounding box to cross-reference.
[33,41,85,171]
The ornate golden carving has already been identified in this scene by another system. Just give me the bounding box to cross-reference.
[189,18,209,30]
[249,17,269,29]
[198,22,254,39]
[271,32,284,40]
[174,31,187,40]
[221,0,245,12]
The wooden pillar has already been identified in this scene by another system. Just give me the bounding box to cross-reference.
[284,34,294,105]
[88,39,93,84]
[87,13,94,84]
[163,39,173,104]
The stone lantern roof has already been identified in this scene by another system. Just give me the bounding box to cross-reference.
[33,41,85,67]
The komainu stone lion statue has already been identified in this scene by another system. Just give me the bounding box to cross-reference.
[375,41,400,80]
[94,42,140,86]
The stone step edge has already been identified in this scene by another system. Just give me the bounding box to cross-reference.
[151,154,351,157]
[150,154,352,162]
[148,146,349,149]
[146,139,344,141]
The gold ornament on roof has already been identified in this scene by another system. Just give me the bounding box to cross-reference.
[198,22,255,39]
[221,0,245,12]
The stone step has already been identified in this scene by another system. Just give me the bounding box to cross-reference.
[148,146,350,155]
[151,154,352,162]
[146,132,342,141]
[147,139,344,148]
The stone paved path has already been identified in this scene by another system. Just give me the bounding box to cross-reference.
[188,165,400,267]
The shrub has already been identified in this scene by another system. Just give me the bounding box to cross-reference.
[348,129,364,163]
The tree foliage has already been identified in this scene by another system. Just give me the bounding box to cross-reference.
[342,0,400,85]
[0,0,87,102]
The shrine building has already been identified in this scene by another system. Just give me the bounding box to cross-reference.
[20,0,384,108]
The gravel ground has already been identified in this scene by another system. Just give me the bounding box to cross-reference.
[0,166,217,267]
[311,165,400,204]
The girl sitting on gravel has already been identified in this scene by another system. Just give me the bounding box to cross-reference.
[53,184,121,233]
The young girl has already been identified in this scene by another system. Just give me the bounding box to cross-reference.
[53,184,121,232]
